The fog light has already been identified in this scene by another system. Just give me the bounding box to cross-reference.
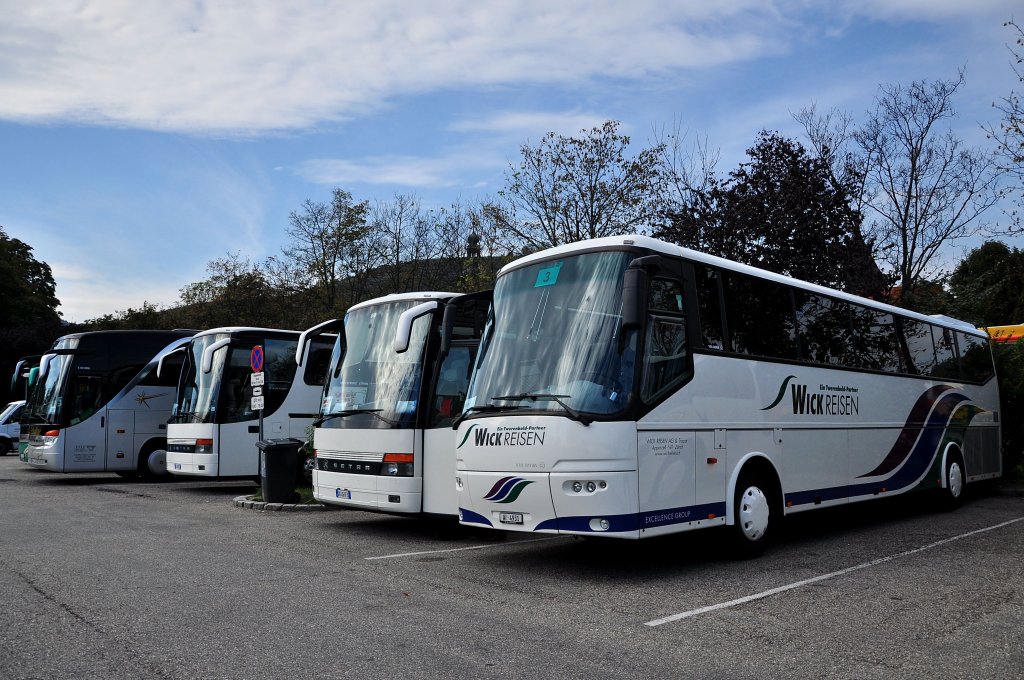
[572,481,583,493]
[599,518,610,530]
[586,481,596,493]
[599,481,607,489]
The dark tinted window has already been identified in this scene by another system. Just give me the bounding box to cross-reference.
[848,308,902,372]
[137,352,184,387]
[303,337,334,386]
[795,292,850,366]
[724,273,799,360]
[694,265,725,350]
[931,326,960,379]
[901,319,935,375]
[958,332,994,383]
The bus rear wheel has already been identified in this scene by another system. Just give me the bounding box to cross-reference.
[729,472,775,559]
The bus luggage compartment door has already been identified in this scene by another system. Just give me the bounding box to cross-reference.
[105,409,135,471]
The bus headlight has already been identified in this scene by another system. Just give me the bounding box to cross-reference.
[195,438,213,454]
[43,429,60,446]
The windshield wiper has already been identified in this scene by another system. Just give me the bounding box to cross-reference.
[314,408,399,427]
[492,393,593,426]
[450,403,524,430]
[172,411,205,424]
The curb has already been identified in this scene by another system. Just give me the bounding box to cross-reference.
[232,494,327,512]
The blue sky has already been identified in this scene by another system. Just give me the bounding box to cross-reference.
[2,0,1021,322]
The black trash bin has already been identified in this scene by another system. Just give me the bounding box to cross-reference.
[257,438,304,503]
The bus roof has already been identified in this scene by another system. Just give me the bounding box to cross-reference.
[498,234,988,338]
[347,291,461,313]
[188,326,304,338]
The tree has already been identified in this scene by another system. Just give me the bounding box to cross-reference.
[655,132,886,295]
[853,72,1003,297]
[283,188,372,315]
[948,240,1024,326]
[986,19,1024,230]
[0,227,63,402]
[500,120,666,249]
[178,253,276,328]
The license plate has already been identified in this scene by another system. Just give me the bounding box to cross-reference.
[336,488,351,499]
[498,512,524,525]
[173,463,182,470]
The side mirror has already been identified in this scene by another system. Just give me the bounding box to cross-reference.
[394,301,439,353]
[296,318,341,367]
[156,344,188,379]
[621,266,648,331]
[201,338,231,374]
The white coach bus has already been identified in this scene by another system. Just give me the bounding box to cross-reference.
[20,330,194,478]
[298,291,487,515]
[165,327,333,478]
[455,235,1000,554]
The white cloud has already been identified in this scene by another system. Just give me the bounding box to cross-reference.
[0,1,794,133]
[295,150,508,189]
[449,111,612,137]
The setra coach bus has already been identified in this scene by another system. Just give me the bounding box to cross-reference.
[20,330,193,478]
[455,235,1000,555]
[299,291,487,516]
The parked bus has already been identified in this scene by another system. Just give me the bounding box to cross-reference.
[165,327,333,478]
[11,354,39,459]
[20,330,193,478]
[455,235,1000,554]
[0,400,25,455]
[298,291,487,515]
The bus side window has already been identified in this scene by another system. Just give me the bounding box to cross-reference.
[429,345,474,428]
[694,265,725,350]
[642,279,689,402]
[901,318,935,375]
[725,273,799,360]
[957,332,994,383]
[303,338,334,386]
[930,326,961,380]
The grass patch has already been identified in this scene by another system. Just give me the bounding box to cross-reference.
[250,485,316,504]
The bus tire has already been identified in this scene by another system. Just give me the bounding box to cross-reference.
[729,469,777,559]
[0,439,10,455]
[940,448,966,510]
[138,442,170,481]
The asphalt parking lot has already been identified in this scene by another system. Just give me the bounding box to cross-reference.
[1,455,1022,679]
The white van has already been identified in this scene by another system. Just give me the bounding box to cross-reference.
[0,400,24,455]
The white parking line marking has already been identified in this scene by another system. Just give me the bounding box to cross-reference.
[645,516,1024,627]
[365,536,564,560]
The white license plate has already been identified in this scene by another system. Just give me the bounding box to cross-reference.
[173,463,182,470]
[498,512,524,525]
[336,488,351,499]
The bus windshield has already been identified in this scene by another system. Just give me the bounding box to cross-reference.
[321,301,432,429]
[173,334,227,424]
[466,250,637,418]
[24,338,80,425]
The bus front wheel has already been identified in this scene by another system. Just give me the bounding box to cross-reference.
[940,449,966,510]
[138,444,170,481]
[729,472,775,559]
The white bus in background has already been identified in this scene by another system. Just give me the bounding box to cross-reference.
[298,291,488,516]
[165,327,333,479]
[0,400,25,455]
[20,330,194,478]
[455,235,1000,555]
